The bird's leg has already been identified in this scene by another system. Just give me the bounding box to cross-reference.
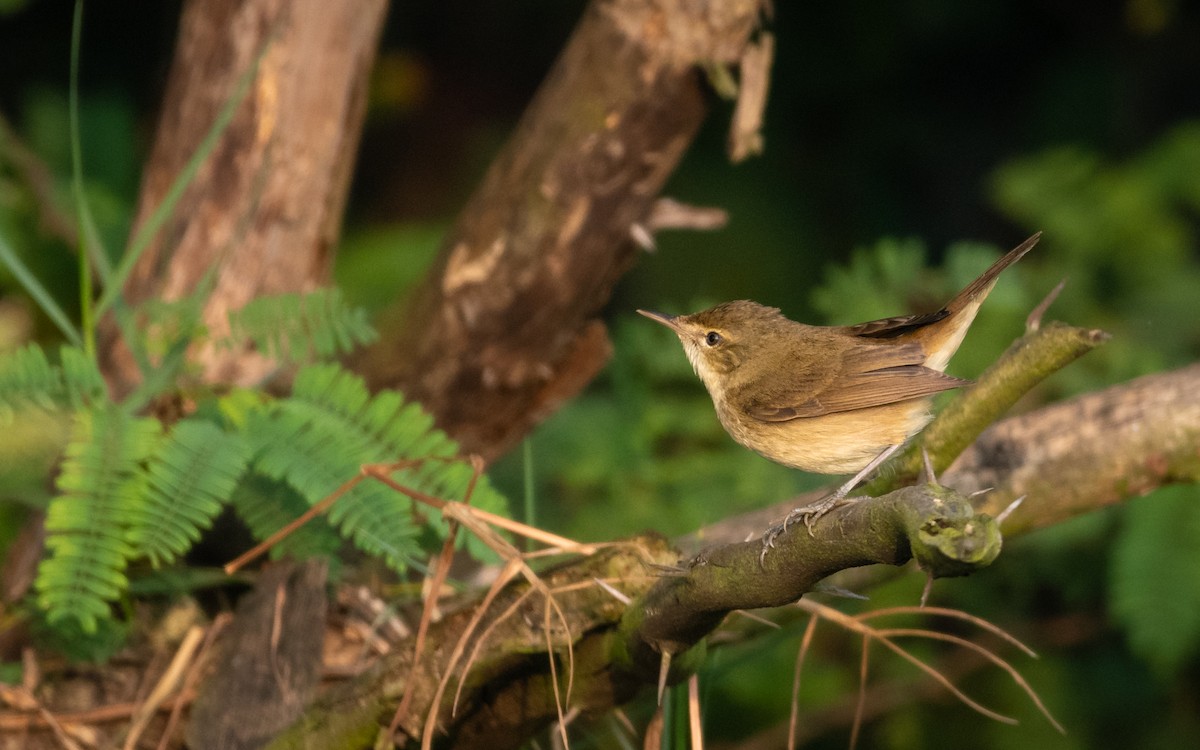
[791,443,903,528]
[760,444,903,561]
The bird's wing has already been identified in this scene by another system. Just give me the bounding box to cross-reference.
[741,342,968,421]
[844,309,950,339]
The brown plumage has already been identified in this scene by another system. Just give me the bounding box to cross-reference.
[638,232,1040,478]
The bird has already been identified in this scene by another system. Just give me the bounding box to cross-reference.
[638,232,1040,531]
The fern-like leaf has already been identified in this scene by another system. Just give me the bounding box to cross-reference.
[58,346,108,409]
[224,288,377,364]
[126,419,252,567]
[0,344,105,419]
[242,364,507,573]
[230,474,343,561]
[811,237,928,325]
[35,404,161,633]
[0,344,57,417]
[136,296,207,362]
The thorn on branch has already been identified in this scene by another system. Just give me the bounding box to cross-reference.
[995,495,1025,526]
[1026,277,1067,332]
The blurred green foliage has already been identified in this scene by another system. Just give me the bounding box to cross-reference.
[1111,486,1200,678]
[1,1,1199,747]
[335,222,445,313]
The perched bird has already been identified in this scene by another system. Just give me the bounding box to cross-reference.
[638,232,1040,528]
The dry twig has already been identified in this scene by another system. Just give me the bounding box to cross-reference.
[784,597,1063,745]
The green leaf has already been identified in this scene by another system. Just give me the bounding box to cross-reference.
[229,474,342,561]
[57,345,107,409]
[0,230,82,346]
[811,237,928,325]
[1110,485,1200,678]
[0,344,105,421]
[223,288,377,365]
[35,404,161,633]
[242,364,507,573]
[125,419,251,567]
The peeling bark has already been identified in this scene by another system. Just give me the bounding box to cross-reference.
[352,0,769,461]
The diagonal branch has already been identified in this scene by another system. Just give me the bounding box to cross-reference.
[351,0,770,461]
[266,481,996,750]
[950,362,1200,533]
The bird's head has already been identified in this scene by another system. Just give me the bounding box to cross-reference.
[637,300,786,394]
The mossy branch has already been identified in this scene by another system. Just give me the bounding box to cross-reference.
[867,320,1110,493]
[626,483,998,662]
[267,484,998,750]
[267,319,1119,749]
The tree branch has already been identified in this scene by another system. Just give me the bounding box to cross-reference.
[686,362,1200,554]
[351,0,769,461]
[265,331,1200,749]
[950,362,1200,533]
[876,321,1111,488]
[269,484,1001,750]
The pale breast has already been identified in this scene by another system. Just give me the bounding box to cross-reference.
[721,399,933,474]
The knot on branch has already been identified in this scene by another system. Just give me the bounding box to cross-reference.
[895,483,1003,578]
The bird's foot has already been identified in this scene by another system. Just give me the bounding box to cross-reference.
[759,490,858,566]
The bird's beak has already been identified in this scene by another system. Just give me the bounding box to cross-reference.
[637,309,684,333]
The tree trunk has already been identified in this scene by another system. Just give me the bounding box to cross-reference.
[101,0,387,393]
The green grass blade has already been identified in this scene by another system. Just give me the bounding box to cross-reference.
[523,438,536,551]
[68,0,101,358]
[0,231,82,346]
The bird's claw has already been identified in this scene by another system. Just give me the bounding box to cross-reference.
[758,492,857,566]
[758,525,783,567]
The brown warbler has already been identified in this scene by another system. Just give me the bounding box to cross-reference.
[638,232,1040,528]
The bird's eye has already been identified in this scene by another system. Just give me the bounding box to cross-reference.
[704,331,722,347]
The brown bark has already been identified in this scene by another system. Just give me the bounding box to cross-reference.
[352,0,769,461]
[951,362,1200,532]
[101,0,387,392]
[186,560,328,750]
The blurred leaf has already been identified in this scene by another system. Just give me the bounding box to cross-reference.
[989,125,1200,403]
[334,223,445,312]
[811,236,927,324]
[224,288,377,364]
[1110,485,1200,678]
[809,236,1039,378]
